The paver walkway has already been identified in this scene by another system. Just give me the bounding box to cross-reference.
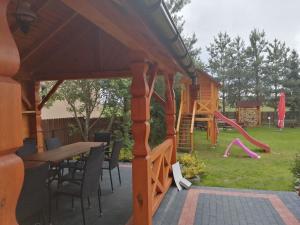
[154,186,300,225]
[21,164,300,225]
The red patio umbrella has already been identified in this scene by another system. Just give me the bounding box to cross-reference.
[277,91,286,129]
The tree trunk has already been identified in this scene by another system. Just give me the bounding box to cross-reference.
[106,114,115,132]
[222,92,226,114]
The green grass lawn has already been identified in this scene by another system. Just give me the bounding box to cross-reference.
[192,127,300,191]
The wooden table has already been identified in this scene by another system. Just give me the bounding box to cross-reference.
[22,142,105,162]
[23,161,46,169]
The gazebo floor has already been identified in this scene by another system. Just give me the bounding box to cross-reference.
[20,164,300,225]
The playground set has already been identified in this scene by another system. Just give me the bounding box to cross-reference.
[176,71,271,154]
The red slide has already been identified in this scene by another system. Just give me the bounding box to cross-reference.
[214,111,270,152]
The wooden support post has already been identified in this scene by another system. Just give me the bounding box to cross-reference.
[164,74,176,164]
[35,82,44,152]
[0,1,24,225]
[130,61,152,225]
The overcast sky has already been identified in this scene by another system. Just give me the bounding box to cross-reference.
[180,0,300,63]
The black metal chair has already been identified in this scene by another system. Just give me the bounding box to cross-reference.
[45,137,65,185]
[55,145,105,225]
[16,162,49,224]
[102,139,123,192]
[45,137,62,150]
[94,132,111,151]
[16,138,36,157]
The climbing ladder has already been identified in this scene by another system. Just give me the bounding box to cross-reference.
[177,114,192,152]
[176,101,196,153]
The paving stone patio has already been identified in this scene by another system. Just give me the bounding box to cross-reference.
[154,186,300,225]
[20,164,300,225]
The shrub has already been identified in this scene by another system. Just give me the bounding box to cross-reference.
[178,154,206,179]
[119,147,133,162]
[291,154,300,190]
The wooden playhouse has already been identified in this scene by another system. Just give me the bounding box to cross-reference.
[177,71,220,152]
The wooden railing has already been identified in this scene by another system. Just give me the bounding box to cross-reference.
[195,100,214,114]
[190,101,196,152]
[176,98,183,133]
[149,138,173,214]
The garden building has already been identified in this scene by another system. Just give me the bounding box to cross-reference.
[177,71,220,152]
[236,100,262,127]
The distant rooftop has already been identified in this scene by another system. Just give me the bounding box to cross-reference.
[237,100,262,108]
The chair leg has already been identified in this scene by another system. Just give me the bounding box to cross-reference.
[87,197,91,209]
[41,210,47,225]
[48,181,52,224]
[97,186,102,217]
[56,195,59,210]
[80,198,86,225]
[117,165,121,185]
[109,170,114,192]
[72,197,75,209]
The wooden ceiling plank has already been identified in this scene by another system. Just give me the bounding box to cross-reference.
[30,23,95,75]
[10,0,51,33]
[21,13,78,64]
[60,0,179,74]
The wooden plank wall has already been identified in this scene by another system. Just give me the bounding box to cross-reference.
[41,117,111,145]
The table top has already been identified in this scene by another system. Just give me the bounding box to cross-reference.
[23,161,46,169]
[22,142,105,162]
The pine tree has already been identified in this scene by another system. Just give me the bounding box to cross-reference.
[283,50,300,113]
[246,29,268,102]
[264,39,289,111]
[165,0,202,67]
[207,32,231,113]
[227,36,250,106]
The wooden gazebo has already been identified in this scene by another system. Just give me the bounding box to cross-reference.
[0,1,197,225]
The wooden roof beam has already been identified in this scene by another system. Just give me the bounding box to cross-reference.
[152,91,165,107]
[35,69,131,81]
[22,94,33,110]
[148,64,158,98]
[38,80,63,110]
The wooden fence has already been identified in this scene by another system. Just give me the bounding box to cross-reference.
[223,111,300,127]
[42,117,111,145]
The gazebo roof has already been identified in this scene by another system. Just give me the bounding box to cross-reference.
[7,0,196,81]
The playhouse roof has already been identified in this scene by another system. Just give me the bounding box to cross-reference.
[237,100,262,108]
[198,70,221,87]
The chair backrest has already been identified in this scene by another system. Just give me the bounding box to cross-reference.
[94,132,111,146]
[81,145,105,197]
[109,139,123,169]
[45,137,62,151]
[16,138,36,157]
[16,163,49,222]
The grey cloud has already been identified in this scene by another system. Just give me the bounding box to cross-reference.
[180,0,300,62]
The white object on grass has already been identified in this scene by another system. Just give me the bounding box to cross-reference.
[172,162,192,191]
